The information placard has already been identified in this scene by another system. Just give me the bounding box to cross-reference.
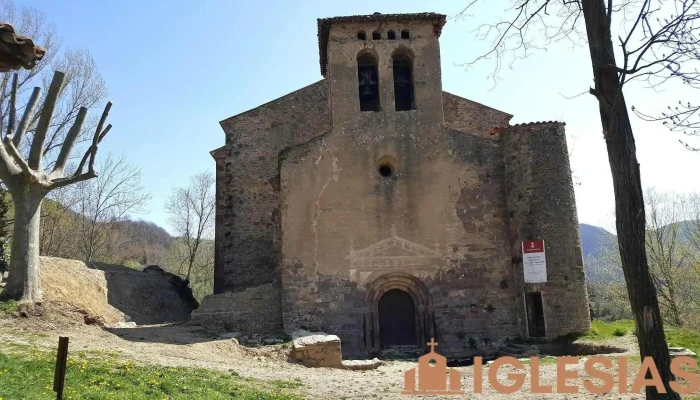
[522,240,547,283]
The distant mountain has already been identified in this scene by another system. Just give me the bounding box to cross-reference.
[580,223,616,259]
[109,218,174,266]
[579,224,617,282]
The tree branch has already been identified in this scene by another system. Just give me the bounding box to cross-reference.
[49,171,97,190]
[74,100,112,177]
[2,136,34,178]
[6,74,18,140]
[51,106,87,177]
[88,101,112,174]
[11,86,41,147]
[28,70,65,171]
[75,123,111,176]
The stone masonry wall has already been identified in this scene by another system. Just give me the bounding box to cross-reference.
[500,122,591,338]
[280,121,521,358]
[211,13,588,354]
[190,283,282,334]
[211,83,515,338]
[442,92,512,133]
[213,80,330,295]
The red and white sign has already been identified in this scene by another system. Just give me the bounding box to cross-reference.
[522,240,547,283]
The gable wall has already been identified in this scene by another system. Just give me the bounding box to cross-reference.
[279,120,520,357]
[442,92,512,134]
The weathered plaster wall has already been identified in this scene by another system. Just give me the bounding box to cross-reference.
[280,119,521,357]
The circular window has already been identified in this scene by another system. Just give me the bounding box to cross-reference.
[376,155,399,178]
[379,164,393,177]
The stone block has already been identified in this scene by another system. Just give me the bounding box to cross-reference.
[669,347,696,358]
[341,358,383,370]
[291,330,343,368]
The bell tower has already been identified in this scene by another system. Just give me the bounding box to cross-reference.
[317,13,447,127]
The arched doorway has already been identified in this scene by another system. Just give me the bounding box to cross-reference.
[362,272,435,353]
[378,289,416,346]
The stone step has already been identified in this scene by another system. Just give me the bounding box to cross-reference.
[669,347,696,358]
[378,346,422,360]
[509,343,540,351]
[501,345,524,354]
[342,358,383,370]
[498,351,524,358]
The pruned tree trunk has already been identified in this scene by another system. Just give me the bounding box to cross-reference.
[582,0,678,398]
[0,190,44,302]
[0,71,114,304]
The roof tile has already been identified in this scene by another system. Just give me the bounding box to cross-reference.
[0,22,45,72]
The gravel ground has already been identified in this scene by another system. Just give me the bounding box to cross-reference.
[0,311,651,399]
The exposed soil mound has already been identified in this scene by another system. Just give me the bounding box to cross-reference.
[40,257,197,325]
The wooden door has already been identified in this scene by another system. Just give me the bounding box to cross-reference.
[379,289,416,346]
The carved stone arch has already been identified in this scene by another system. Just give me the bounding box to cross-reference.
[362,272,434,353]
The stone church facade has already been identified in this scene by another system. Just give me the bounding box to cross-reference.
[195,12,591,358]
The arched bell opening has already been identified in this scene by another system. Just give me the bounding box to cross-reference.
[357,50,380,112]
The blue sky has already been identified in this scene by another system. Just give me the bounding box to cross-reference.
[12,0,700,234]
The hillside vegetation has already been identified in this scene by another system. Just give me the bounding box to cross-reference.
[583,190,700,330]
[1,192,214,301]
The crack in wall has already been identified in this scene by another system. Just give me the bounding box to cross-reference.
[311,147,341,289]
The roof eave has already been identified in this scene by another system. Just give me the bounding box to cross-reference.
[317,13,447,76]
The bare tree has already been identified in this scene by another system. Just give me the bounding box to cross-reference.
[591,189,700,327]
[1,0,107,165]
[629,2,700,150]
[165,238,214,301]
[0,1,58,100]
[635,101,700,150]
[165,172,215,285]
[0,70,113,302]
[73,153,150,262]
[39,184,79,258]
[644,189,696,326]
[457,1,700,396]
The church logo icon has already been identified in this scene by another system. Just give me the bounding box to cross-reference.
[402,338,462,395]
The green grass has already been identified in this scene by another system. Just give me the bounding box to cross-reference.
[0,345,305,400]
[0,301,19,315]
[583,319,700,359]
[271,379,303,389]
[521,356,557,365]
[580,319,636,341]
[664,326,700,358]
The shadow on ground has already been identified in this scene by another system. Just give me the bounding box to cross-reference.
[106,323,222,345]
[85,263,198,325]
[538,341,628,357]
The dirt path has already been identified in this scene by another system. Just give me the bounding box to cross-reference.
[0,314,647,399]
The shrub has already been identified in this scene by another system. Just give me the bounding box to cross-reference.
[613,328,626,336]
